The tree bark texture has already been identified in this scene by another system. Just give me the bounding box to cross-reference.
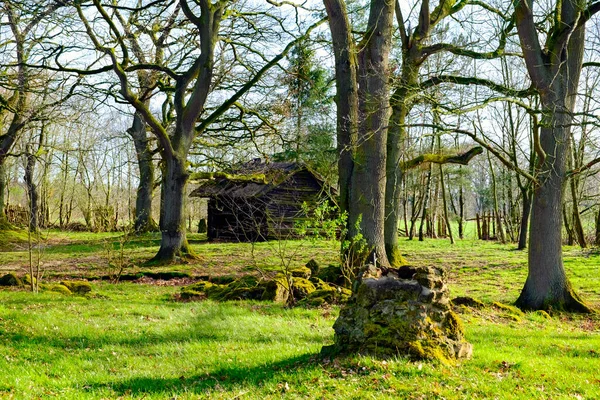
[153,150,192,261]
[0,162,7,224]
[517,189,531,250]
[518,120,589,311]
[24,148,38,232]
[349,0,394,267]
[514,0,593,312]
[384,64,418,265]
[128,111,156,233]
[323,0,358,222]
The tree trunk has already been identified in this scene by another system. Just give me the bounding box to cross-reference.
[458,170,464,239]
[595,207,600,246]
[384,62,418,265]
[24,147,38,232]
[563,205,574,246]
[347,0,394,267]
[151,151,193,262]
[516,115,590,312]
[0,162,7,224]
[383,106,407,265]
[488,153,506,243]
[439,164,454,244]
[514,0,593,312]
[128,111,156,233]
[517,189,531,250]
[569,176,586,248]
[323,0,357,221]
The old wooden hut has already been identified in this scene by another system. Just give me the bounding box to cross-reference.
[189,160,336,241]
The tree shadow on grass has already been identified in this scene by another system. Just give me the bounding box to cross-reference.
[85,352,320,396]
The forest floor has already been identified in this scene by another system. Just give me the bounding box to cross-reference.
[0,231,599,399]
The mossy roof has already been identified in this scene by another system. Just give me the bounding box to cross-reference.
[189,160,335,200]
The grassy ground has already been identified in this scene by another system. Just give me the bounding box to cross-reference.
[1,231,599,399]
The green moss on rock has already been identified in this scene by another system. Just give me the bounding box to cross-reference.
[219,276,264,301]
[291,277,316,300]
[261,274,290,303]
[23,274,37,286]
[305,259,319,275]
[452,296,485,309]
[181,280,228,300]
[42,284,72,296]
[301,285,350,306]
[309,277,330,291]
[443,310,465,338]
[60,280,92,295]
[325,266,472,362]
[290,267,311,279]
[316,264,345,285]
[492,301,524,316]
[0,273,22,287]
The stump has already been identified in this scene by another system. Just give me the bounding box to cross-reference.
[322,265,472,362]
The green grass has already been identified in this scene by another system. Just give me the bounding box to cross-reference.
[1,231,600,399]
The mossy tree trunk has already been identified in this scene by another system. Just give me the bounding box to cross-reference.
[513,0,597,312]
[595,208,600,246]
[0,162,7,224]
[349,0,395,268]
[24,146,39,232]
[324,0,394,268]
[128,111,156,234]
[323,0,357,221]
[153,147,193,262]
[488,151,505,243]
[517,189,531,250]
[384,63,417,265]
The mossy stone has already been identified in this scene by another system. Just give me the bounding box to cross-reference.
[303,296,327,307]
[492,301,524,316]
[339,287,352,302]
[261,274,290,303]
[303,285,350,305]
[23,274,37,286]
[181,280,227,300]
[309,277,331,291]
[452,296,485,309]
[204,284,229,300]
[290,267,311,279]
[316,264,345,285]
[220,276,264,300]
[443,310,465,338]
[61,280,92,295]
[227,275,260,290]
[185,280,215,292]
[0,273,22,286]
[291,277,316,300]
[42,284,72,296]
[305,259,320,275]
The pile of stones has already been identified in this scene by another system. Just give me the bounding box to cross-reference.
[323,265,472,362]
[0,272,92,296]
[180,259,351,306]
